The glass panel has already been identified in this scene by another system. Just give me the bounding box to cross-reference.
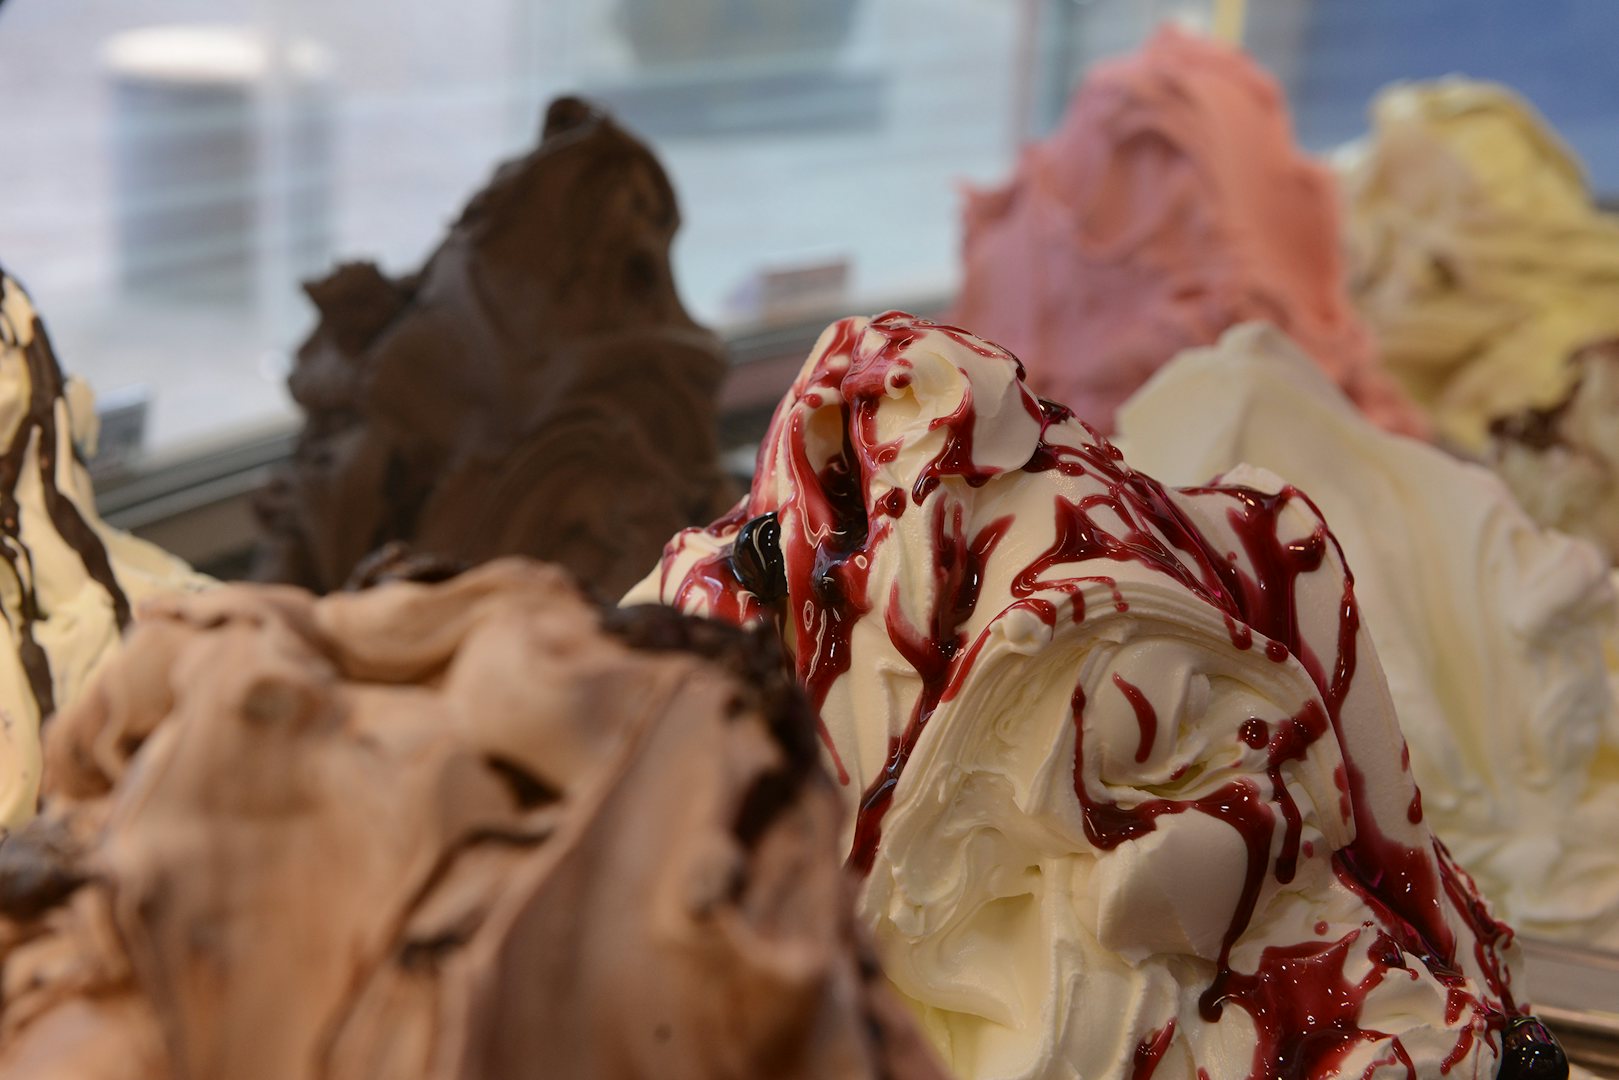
[1045,0,1619,184]
[0,0,1037,461]
[4,0,1613,465]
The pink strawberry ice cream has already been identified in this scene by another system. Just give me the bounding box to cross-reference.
[953,26,1422,437]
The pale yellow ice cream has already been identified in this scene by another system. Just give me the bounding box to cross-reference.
[1119,322,1619,948]
[0,270,207,825]
[1340,78,1619,450]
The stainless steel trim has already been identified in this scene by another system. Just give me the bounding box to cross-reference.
[1522,936,1619,1014]
[1521,936,1619,1078]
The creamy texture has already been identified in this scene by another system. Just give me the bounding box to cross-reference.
[1340,78,1619,451]
[0,270,205,828]
[0,561,948,1080]
[1488,338,1619,564]
[952,26,1421,437]
[1118,322,1619,948]
[629,312,1521,1080]
[254,96,734,598]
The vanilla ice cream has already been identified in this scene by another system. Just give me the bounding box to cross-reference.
[0,269,207,825]
[1119,322,1619,949]
[630,312,1526,1080]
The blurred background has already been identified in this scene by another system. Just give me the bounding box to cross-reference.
[0,0,1617,526]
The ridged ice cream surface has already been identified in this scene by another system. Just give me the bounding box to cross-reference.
[1340,78,1619,450]
[0,270,206,827]
[1119,322,1619,950]
[628,312,1522,1080]
[0,561,950,1079]
[952,26,1421,438]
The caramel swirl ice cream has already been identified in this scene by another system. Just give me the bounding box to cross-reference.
[1340,78,1619,450]
[0,561,947,1080]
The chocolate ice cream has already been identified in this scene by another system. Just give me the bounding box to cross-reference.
[0,560,947,1079]
[254,97,734,599]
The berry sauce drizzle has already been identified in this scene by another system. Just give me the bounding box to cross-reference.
[1114,672,1158,763]
[1133,1019,1178,1080]
[652,312,1521,1076]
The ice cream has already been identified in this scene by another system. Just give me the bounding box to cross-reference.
[1118,322,1619,949]
[0,559,949,1079]
[952,26,1421,437]
[1488,338,1619,563]
[1340,78,1619,450]
[253,96,734,598]
[0,268,205,828]
[629,312,1535,1080]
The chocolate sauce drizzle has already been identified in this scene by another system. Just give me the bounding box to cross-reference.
[0,274,132,721]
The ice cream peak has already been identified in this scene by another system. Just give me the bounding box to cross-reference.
[253,96,735,598]
[629,312,1526,1080]
[1340,78,1619,450]
[0,268,204,827]
[1488,338,1619,563]
[952,25,1422,437]
[0,561,949,1080]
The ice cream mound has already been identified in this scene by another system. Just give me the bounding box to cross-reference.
[629,312,1537,1080]
[1340,78,1619,451]
[253,96,735,598]
[952,25,1420,438]
[0,560,948,1079]
[1488,338,1619,564]
[1119,322,1619,951]
[0,268,206,828]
